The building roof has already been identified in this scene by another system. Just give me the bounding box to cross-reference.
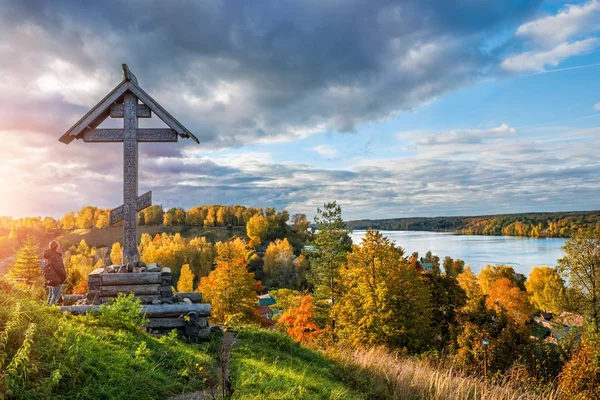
[258,293,277,306]
[257,305,273,315]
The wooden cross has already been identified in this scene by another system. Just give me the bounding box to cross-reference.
[59,65,198,263]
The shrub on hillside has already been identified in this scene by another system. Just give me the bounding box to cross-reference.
[96,293,148,331]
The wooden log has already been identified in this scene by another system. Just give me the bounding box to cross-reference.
[185,325,210,339]
[87,290,101,305]
[146,318,186,329]
[60,303,211,317]
[175,292,202,303]
[62,294,85,306]
[100,284,160,297]
[100,272,161,285]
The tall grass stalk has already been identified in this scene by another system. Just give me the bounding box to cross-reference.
[338,347,560,400]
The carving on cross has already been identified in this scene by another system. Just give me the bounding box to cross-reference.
[59,64,199,263]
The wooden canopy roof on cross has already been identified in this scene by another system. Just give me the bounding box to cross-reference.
[59,65,198,144]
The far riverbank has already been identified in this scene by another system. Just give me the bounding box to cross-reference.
[350,230,566,275]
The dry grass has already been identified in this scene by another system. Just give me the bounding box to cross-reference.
[337,347,560,400]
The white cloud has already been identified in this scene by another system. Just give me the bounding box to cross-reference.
[312,145,338,158]
[594,102,600,111]
[501,38,598,72]
[516,0,600,45]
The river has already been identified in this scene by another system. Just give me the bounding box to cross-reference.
[349,230,566,275]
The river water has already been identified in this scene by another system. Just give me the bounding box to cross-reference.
[349,230,566,275]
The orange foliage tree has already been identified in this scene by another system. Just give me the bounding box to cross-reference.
[486,278,532,324]
[279,295,320,343]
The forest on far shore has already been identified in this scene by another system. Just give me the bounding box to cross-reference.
[346,210,600,238]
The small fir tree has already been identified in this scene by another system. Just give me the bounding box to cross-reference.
[9,236,42,285]
[110,242,123,265]
[177,264,195,292]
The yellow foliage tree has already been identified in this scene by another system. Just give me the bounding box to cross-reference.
[486,278,532,324]
[478,265,519,295]
[334,229,432,350]
[177,264,195,292]
[263,238,295,288]
[199,238,262,324]
[526,266,565,314]
[246,213,269,246]
[110,242,123,265]
[456,266,482,308]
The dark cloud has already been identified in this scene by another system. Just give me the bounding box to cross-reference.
[0,0,541,147]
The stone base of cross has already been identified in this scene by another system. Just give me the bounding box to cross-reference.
[59,65,198,263]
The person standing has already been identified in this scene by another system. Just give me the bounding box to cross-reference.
[43,241,67,305]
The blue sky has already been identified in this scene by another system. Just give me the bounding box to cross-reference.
[1,0,599,220]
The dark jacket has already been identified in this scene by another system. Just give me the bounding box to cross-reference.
[43,249,67,286]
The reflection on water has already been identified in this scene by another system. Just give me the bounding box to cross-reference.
[349,230,566,275]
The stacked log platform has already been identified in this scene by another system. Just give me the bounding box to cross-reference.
[87,267,173,305]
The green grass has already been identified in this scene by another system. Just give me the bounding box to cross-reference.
[229,327,367,400]
[0,279,219,399]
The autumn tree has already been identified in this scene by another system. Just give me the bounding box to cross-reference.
[291,213,311,243]
[110,242,122,265]
[456,266,482,309]
[309,201,351,334]
[526,266,565,314]
[9,236,42,285]
[424,251,441,274]
[199,238,262,324]
[246,213,269,247]
[334,229,432,351]
[486,278,532,324]
[279,295,320,343]
[263,238,296,288]
[478,265,523,294]
[558,227,600,332]
[177,264,195,292]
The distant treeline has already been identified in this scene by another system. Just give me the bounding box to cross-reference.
[347,210,600,238]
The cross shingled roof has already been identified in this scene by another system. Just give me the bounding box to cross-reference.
[59,67,198,145]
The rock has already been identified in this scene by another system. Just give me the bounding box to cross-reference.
[161,297,174,305]
[151,299,162,305]
[182,297,193,305]
[136,260,147,269]
[118,265,127,273]
[140,267,147,273]
[147,263,161,272]
[160,267,171,274]
[126,262,135,273]
[133,267,141,273]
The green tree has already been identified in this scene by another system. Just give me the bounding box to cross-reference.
[309,201,351,334]
[558,227,600,332]
[334,230,432,351]
[8,236,42,285]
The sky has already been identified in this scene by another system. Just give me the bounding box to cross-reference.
[1,0,600,220]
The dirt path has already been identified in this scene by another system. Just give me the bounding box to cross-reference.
[170,329,239,400]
